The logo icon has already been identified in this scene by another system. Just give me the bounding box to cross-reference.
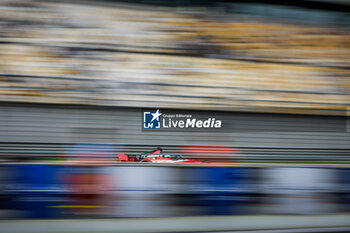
[143,109,162,129]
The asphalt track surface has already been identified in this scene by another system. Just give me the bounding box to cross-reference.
[1,214,350,233]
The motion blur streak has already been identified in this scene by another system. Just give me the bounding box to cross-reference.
[0,0,350,232]
[1,163,349,219]
[0,0,349,114]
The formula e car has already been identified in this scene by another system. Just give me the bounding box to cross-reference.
[118,148,204,163]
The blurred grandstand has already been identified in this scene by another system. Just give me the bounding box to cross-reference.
[0,0,349,162]
[0,0,349,113]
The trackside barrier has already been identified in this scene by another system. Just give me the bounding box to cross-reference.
[0,163,349,218]
[110,166,179,217]
[261,167,338,214]
[62,166,112,216]
[1,143,350,162]
[181,166,258,215]
[8,164,65,218]
[339,168,350,212]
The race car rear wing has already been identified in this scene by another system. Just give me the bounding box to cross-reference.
[118,153,139,162]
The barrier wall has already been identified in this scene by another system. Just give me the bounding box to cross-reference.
[339,168,350,212]
[261,167,338,214]
[8,164,65,218]
[180,166,258,215]
[110,166,179,217]
[0,164,349,219]
[0,104,348,150]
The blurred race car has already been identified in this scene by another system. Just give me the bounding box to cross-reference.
[118,148,204,163]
